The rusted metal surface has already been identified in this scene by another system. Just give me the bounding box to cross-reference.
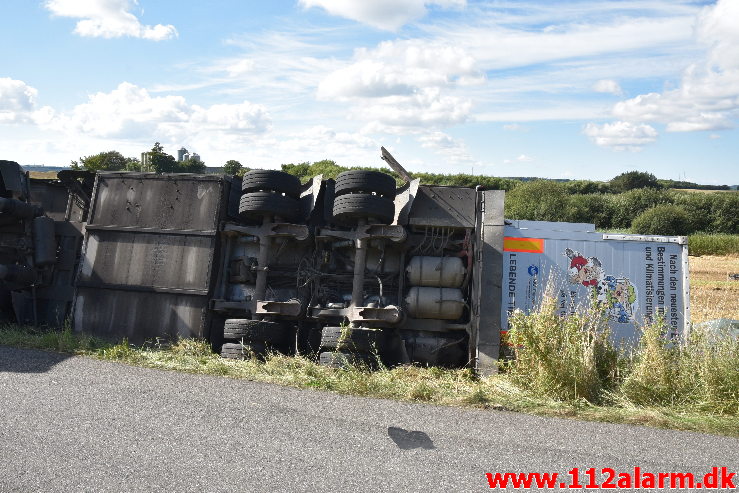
[73,173,227,342]
[408,186,477,228]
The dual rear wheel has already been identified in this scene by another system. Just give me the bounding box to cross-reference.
[238,170,301,222]
[332,170,396,225]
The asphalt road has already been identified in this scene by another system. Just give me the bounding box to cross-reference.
[1,346,737,492]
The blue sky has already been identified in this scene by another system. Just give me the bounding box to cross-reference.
[1,0,737,184]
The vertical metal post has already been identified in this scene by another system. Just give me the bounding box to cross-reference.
[253,218,272,307]
[473,190,505,376]
[351,219,367,308]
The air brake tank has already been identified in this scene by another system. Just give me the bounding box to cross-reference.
[406,256,465,288]
[405,287,465,320]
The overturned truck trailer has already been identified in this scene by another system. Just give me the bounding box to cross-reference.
[2,151,690,374]
[70,166,506,373]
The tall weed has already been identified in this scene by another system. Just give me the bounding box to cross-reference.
[505,292,621,403]
[621,322,739,414]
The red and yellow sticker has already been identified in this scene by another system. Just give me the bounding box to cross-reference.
[503,237,544,253]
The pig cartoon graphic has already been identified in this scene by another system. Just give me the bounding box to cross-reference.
[565,248,604,287]
[564,249,638,323]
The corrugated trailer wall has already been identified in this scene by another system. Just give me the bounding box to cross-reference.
[501,220,690,344]
[73,173,227,342]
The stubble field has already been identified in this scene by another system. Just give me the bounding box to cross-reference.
[689,255,739,323]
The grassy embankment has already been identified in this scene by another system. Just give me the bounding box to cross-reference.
[2,256,737,437]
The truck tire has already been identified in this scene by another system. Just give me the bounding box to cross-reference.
[320,326,380,352]
[224,319,290,345]
[332,194,394,225]
[241,170,301,198]
[239,191,300,221]
[334,170,396,199]
[220,341,267,359]
[319,350,377,369]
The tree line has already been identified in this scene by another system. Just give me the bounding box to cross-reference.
[71,143,206,174]
[70,152,735,235]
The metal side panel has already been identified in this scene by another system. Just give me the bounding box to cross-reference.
[472,190,505,376]
[29,181,70,221]
[73,289,208,341]
[408,186,477,228]
[76,232,214,290]
[73,173,226,342]
[89,173,223,231]
[501,224,689,342]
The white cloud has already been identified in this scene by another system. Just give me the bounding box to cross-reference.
[318,39,476,132]
[583,121,658,151]
[186,125,380,170]
[697,0,739,70]
[299,0,466,31]
[45,0,177,40]
[593,79,623,96]
[225,59,256,77]
[605,0,739,134]
[358,88,471,132]
[477,104,609,122]
[418,131,475,164]
[0,78,57,125]
[278,125,377,156]
[425,13,697,72]
[503,154,534,164]
[0,78,38,123]
[318,39,478,100]
[53,82,270,140]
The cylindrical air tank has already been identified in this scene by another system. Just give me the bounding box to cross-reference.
[405,286,465,320]
[406,256,465,288]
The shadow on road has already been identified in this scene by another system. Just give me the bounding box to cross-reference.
[388,426,436,450]
[0,346,71,374]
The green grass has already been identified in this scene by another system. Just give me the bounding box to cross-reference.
[689,234,739,256]
[2,321,738,437]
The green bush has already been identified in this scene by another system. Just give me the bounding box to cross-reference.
[413,172,518,190]
[631,204,694,235]
[609,171,662,193]
[504,180,569,222]
[707,193,739,234]
[567,194,615,229]
[564,180,612,195]
[611,188,673,229]
[671,191,739,234]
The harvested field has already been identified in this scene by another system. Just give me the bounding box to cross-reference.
[28,171,59,179]
[689,255,739,323]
